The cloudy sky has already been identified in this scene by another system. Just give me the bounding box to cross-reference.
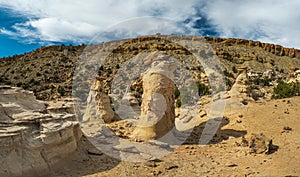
[0,0,299,57]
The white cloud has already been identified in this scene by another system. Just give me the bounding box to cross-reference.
[0,0,202,44]
[0,0,299,48]
[204,0,300,48]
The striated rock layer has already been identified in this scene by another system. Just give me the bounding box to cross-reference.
[0,86,82,177]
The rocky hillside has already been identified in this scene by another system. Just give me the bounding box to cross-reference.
[0,45,85,100]
[0,35,300,101]
[1,35,300,177]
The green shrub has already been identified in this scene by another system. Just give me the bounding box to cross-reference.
[0,77,12,85]
[30,78,40,85]
[107,68,113,75]
[226,78,234,89]
[196,82,210,96]
[251,77,272,86]
[232,66,238,73]
[175,98,182,108]
[57,86,65,96]
[22,84,29,90]
[174,88,180,99]
[224,69,234,78]
[272,80,300,99]
[4,80,12,85]
[174,88,181,108]
[135,87,143,95]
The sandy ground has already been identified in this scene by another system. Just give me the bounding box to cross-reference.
[52,97,300,177]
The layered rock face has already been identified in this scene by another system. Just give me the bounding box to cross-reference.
[0,86,82,177]
[204,36,300,59]
[131,53,176,141]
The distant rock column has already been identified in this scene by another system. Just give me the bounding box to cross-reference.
[131,52,176,141]
[229,67,249,96]
[84,78,114,123]
[95,78,115,123]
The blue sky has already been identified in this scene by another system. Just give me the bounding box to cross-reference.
[0,7,40,57]
[0,0,300,58]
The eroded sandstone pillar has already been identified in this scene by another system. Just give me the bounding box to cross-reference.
[84,78,114,123]
[131,52,176,141]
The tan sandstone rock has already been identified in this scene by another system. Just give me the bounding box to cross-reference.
[84,78,114,123]
[131,52,176,141]
[248,133,277,154]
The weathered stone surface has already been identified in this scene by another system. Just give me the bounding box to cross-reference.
[84,78,115,123]
[113,91,141,121]
[0,86,82,177]
[248,133,275,154]
[131,52,176,141]
[229,68,248,96]
[204,36,300,59]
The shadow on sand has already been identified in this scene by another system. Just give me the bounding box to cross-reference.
[183,117,247,145]
[51,117,247,176]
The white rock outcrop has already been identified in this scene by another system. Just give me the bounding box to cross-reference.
[0,86,82,177]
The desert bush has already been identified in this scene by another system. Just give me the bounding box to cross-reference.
[30,78,40,85]
[175,98,182,108]
[22,84,29,90]
[272,80,300,99]
[224,69,234,78]
[1,77,12,85]
[226,78,234,89]
[232,66,238,73]
[174,88,180,99]
[250,77,272,86]
[174,88,181,108]
[57,86,65,96]
[196,82,210,96]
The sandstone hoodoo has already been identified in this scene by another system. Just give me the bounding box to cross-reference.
[131,52,176,141]
[84,78,115,123]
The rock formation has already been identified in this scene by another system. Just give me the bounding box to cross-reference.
[229,67,249,96]
[203,36,300,59]
[131,52,176,141]
[84,78,115,123]
[0,86,82,177]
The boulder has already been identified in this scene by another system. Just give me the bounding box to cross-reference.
[248,133,277,154]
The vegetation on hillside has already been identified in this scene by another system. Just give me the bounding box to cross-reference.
[272,80,300,99]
